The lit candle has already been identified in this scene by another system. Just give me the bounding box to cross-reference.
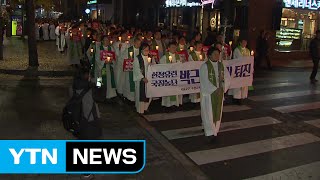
[151,37,153,39]
[87,35,90,38]
[81,34,84,37]
[126,40,129,44]
[129,51,133,58]
[199,54,203,61]
[92,41,95,44]
[118,37,121,41]
[168,55,172,63]
[190,47,194,51]
[107,56,111,62]
[70,33,73,37]
[78,28,81,31]
[90,48,94,54]
[148,57,152,63]
[156,46,159,50]
[229,41,233,46]
[180,48,183,51]
[251,50,254,56]
[128,35,131,39]
[142,36,145,40]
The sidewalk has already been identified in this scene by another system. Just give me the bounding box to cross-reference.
[0,74,208,180]
[0,37,72,74]
[0,37,315,78]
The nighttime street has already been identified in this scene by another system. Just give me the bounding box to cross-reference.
[0,0,320,179]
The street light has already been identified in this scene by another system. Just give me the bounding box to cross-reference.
[85,9,90,20]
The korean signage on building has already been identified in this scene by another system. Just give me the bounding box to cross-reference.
[165,0,216,7]
[283,0,320,10]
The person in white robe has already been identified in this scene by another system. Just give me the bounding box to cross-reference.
[35,23,40,41]
[49,22,56,40]
[113,31,130,95]
[121,38,142,102]
[66,26,83,66]
[200,47,230,139]
[188,41,207,103]
[87,36,117,99]
[133,43,153,114]
[42,22,49,41]
[228,39,250,105]
[151,31,166,58]
[55,25,66,53]
[159,42,183,108]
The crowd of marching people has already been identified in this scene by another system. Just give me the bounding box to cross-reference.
[55,20,253,115]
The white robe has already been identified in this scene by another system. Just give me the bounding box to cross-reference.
[228,48,249,99]
[55,27,66,52]
[121,46,140,101]
[88,42,117,99]
[42,23,49,40]
[200,61,221,137]
[159,53,183,107]
[49,24,56,40]
[113,41,130,95]
[188,51,206,103]
[35,24,40,41]
[133,55,152,114]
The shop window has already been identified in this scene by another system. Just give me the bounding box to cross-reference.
[276,8,319,51]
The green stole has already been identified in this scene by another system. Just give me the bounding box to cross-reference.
[237,46,254,90]
[190,51,205,61]
[128,46,136,92]
[206,60,225,125]
[165,52,180,102]
[100,44,116,90]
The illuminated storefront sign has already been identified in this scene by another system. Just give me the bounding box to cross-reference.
[165,0,202,7]
[283,0,320,10]
[87,0,97,5]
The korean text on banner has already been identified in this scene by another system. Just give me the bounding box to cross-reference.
[146,57,254,98]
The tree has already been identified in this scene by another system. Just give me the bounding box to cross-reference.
[26,0,38,67]
[0,1,4,61]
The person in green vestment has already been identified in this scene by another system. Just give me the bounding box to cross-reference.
[228,39,251,105]
[159,42,183,109]
[200,47,228,140]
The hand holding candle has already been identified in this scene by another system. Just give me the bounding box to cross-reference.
[229,41,233,46]
[168,55,173,63]
[107,56,111,63]
[129,51,133,58]
[118,36,121,41]
[147,57,152,64]
[199,54,203,61]
[190,46,194,51]
[156,46,159,50]
[251,50,254,56]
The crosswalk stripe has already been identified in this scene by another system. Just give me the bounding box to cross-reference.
[253,82,299,89]
[248,90,320,101]
[186,133,320,165]
[244,161,320,180]
[305,119,320,128]
[143,105,250,122]
[162,117,281,140]
[273,102,320,113]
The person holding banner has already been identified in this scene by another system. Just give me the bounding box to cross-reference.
[133,43,152,114]
[200,47,227,139]
[160,42,183,109]
[151,31,166,58]
[113,30,130,96]
[229,39,250,105]
[122,38,142,102]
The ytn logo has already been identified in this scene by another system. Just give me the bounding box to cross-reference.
[66,141,145,173]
